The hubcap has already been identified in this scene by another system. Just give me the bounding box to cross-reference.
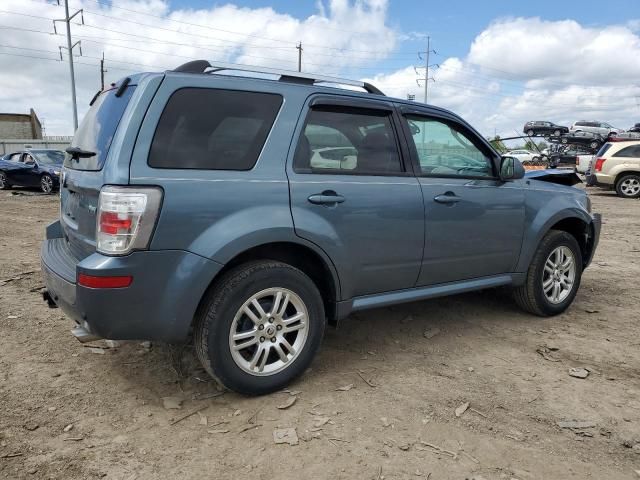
[620,178,640,196]
[542,246,576,304]
[41,176,52,193]
[229,287,309,376]
[0,173,5,188]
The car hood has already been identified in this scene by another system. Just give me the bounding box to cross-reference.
[525,169,582,186]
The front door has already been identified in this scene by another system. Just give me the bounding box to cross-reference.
[288,97,424,299]
[399,112,525,286]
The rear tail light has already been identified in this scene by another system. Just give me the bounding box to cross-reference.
[594,158,606,172]
[96,186,163,255]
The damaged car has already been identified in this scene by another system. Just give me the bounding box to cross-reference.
[41,61,601,395]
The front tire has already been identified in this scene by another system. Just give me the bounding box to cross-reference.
[527,129,535,136]
[513,230,583,316]
[194,260,325,395]
[554,129,561,136]
[589,141,600,150]
[40,174,54,194]
[615,174,640,198]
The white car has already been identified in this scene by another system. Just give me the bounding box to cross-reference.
[575,154,594,174]
[570,121,624,137]
[506,150,540,163]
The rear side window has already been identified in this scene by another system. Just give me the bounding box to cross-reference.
[66,86,136,171]
[613,145,640,158]
[148,88,282,170]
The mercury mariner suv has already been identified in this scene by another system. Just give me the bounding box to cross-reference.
[41,61,601,395]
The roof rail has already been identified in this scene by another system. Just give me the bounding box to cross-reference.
[172,60,385,96]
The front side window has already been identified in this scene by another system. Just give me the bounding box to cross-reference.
[403,115,494,178]
[294,106,402,175]
[149,88,283,170]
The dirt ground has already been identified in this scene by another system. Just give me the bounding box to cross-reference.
[1,186,639,480]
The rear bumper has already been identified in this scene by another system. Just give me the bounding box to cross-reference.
[41,221,223,342]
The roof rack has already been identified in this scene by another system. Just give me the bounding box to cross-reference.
[172,60,385,96]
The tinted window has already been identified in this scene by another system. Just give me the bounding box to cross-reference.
[294,107,402,174]
[403,115,494,178]
[613,145,640,158]
[66,86,136,171]
[596,143,612,157]
[149,88,282,170]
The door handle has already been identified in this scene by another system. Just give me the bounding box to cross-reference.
[308,191,345,205]
[433,192,461,204]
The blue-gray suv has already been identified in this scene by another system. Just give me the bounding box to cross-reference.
[41,61,601,395]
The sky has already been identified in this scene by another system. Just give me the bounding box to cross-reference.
[0,0,638,137]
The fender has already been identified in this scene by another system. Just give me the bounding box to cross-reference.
[515,187,592,274]
[186,204,342,299]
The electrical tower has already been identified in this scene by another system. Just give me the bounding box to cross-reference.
[416,36,437,104]
[53,0,84,131]
[296,42,303,72]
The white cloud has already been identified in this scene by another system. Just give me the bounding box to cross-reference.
[0,0,396,134]
[1,6,639,138]
[368,16,640,137]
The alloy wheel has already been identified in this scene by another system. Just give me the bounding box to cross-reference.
[229,287,309,376]
[542,246,576,304]
[0,172,6,189]
[620,177,640,197]
[41,175,53,194]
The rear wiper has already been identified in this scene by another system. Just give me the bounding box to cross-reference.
[66,147,96,160]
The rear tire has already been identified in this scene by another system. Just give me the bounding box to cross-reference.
[615,174,640,198]
[194,260,325,395]
[513,230,583,317]
[0,171,9,190]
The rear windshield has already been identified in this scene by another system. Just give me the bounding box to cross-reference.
[595,143,612,157]
[65,86,136,171]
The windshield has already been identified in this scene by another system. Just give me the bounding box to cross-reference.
[32,150,64,165]
[65,85,136,171]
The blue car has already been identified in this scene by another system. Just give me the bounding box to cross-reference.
[0,149,64,194]
[41,61,600,395]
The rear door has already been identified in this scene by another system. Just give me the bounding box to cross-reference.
[398,108,525,286]
[288,95,424,299]
[60,83,137,259]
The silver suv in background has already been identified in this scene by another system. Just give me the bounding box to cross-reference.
[570,121,624,138]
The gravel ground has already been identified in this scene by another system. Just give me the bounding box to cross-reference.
[0,186,639,480]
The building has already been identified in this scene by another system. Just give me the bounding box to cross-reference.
[0,109,43,140]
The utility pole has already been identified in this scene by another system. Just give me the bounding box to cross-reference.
[417,36,437,104]
[296,42,303,72]
[100,52,106,91]
[53,0,84,131]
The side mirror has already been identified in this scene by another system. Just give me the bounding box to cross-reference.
[500,156,525,181]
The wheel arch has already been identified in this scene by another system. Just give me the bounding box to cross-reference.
[195,240,342,326]
[614,170,640,187]
[517,209,595,274]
